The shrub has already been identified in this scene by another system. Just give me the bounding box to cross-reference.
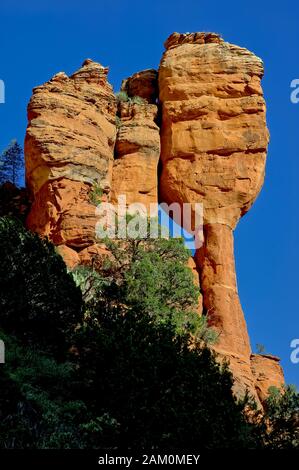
[115,91,130,102]
[115,116,122,129]
[89,183,103,206]
[115,91,147,106]
[262,385,299,449]
[130,95,147,105]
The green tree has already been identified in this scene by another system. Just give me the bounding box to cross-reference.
[73,220,216,343]
[72,307,255,450]
[0,140,24,186]
[1,215,297,450]
[0,217,83,355]
[0,331,99,449]
[262,385,299,449]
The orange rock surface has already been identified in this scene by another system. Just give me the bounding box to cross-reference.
[251,354,285,403]
[159,32,270,397]
[111,100,160,211]
[25,59,116,254]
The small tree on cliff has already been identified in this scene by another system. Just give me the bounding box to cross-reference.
[0,140,24,186]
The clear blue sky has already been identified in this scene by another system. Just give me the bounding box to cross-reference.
[0,0,298,387]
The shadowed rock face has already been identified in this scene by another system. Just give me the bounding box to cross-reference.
[25,60,116,251]
[121,69,158,104]
[159,32,270,397]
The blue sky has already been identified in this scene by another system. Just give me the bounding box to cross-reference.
[0,0,298,387]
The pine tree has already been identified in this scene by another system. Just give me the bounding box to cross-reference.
[0,140,23,185]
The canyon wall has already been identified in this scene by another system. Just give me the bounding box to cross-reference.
[24,32,284,402]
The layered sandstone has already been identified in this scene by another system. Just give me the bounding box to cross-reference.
[25,59,116,256]
[111,99,160,211]
[159,32,270,397]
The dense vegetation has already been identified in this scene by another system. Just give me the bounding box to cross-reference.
[0,216,298,449]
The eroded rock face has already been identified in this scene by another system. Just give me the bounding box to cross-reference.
[159,32,270,397]
[251,354,285,403]
[111,100,160,211]
[159,32,269,228]
[121,69,158,104]
[25,60,116,251]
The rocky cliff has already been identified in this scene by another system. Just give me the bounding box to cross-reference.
[25,59,117,266]
[24,32,284,403]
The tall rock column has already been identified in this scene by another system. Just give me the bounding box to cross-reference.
[159,32,270,396]
[25,60,116,265]
[111,70,160,211]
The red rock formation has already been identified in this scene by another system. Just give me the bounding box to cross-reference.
[121,69,158,104]
[187,257,203,316]
[23,34,284,399]
[159,32,270,398]
[251,354,285,403]
[111,99,160,211]
[25,59,117,260]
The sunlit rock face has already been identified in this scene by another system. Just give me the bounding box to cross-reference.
[111,100,160,211]
[25,60,116,252]
[159,32,269,398]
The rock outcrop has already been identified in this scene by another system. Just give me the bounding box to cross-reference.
[25,59,117,261]
[24,32,283,401]
[121,69,158,104]
[251,354,285,403]
[159,32,269,397]
[111,100,160,211]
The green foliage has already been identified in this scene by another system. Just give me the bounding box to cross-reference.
[262,385,299,448]
[91,219,214,342]
[0,217,83,354]
[115,116,122,129]
[115,91,147,105]
[0,215,297,450]
[73,309,254,450]
[0,331,103,449]
[89,183,103,206]
[115,90,130,102]
[130,95,147,105]
[0,140,24,185]
[71,265,108,304]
